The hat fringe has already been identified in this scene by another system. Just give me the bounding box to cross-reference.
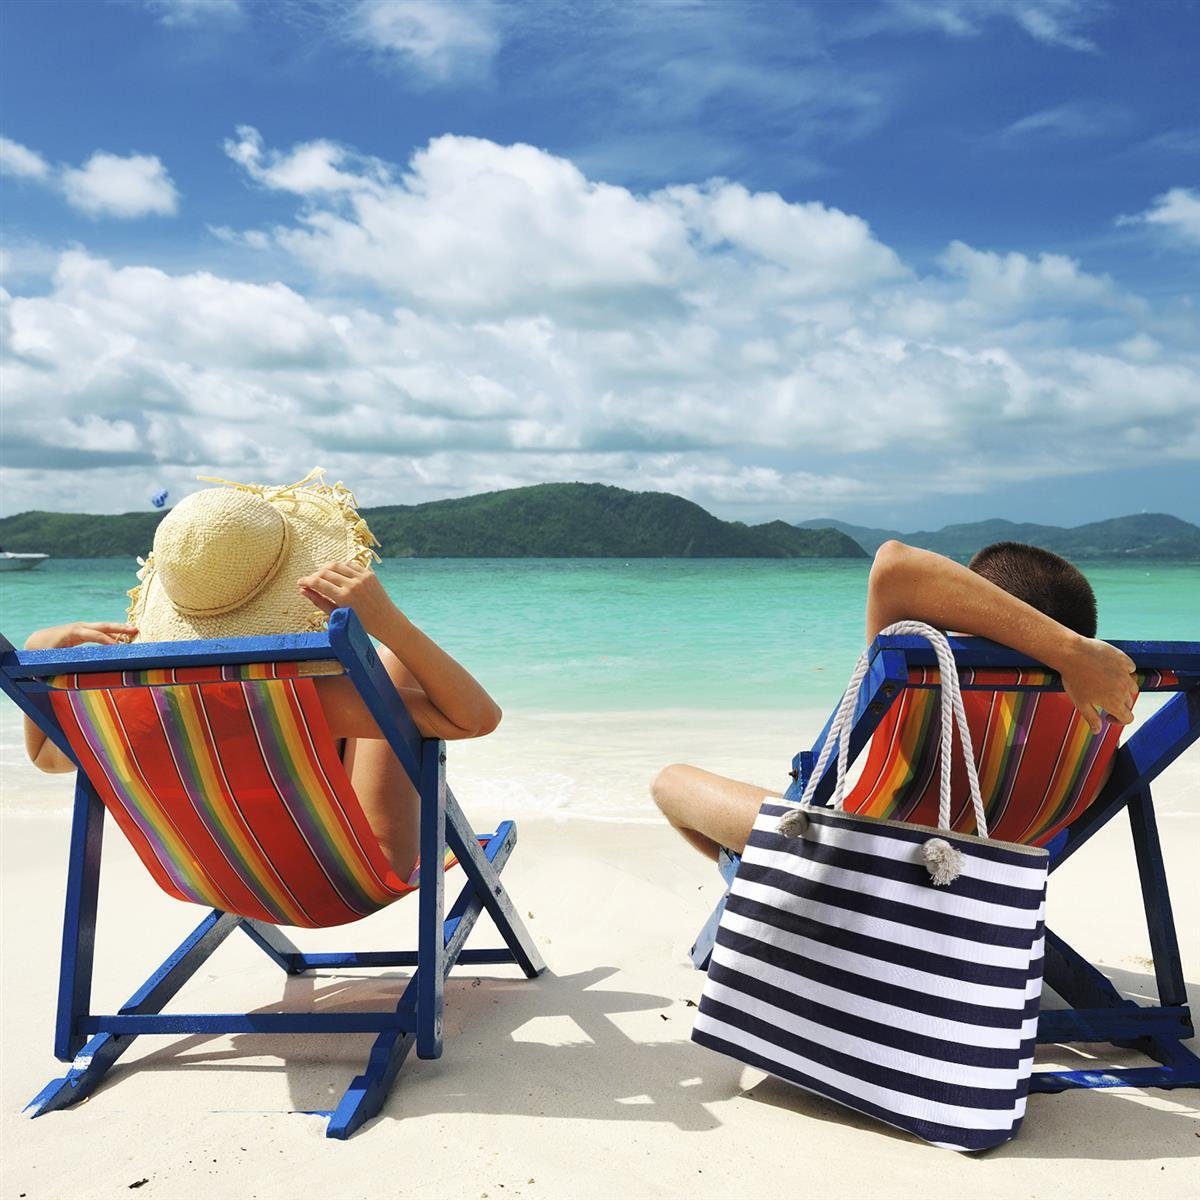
[126,468,382,633]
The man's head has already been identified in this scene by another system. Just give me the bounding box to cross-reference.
[968,542,1097,638]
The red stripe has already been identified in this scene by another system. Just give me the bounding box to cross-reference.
[206,686,359,925]
[50,693,195,906]
[110,689,243,913]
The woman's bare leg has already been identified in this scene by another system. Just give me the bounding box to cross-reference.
[342,736,421,879]
[336,646,424,879]
[651,764,780,860]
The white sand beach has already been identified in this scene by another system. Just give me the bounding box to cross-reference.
[2,716,1198,1199]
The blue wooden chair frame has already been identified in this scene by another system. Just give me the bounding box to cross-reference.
[0,608,545,1138]
[690,636,1200,1094]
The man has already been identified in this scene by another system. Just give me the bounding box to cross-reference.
[651,540,1139,860]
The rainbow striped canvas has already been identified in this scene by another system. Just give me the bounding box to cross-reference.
[50,666,451,928]
[836,671,1166,846]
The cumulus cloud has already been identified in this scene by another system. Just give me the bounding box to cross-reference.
[0,136,50,180]
[1121,187,1200,248]
[59,152,180,218]
[223,125,388,195]
[348,0,501,84]
[224,129,903,316]
[0,137,180,219]
[3,134,1197,518]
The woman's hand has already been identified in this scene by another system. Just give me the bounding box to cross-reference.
[297,561,400,641]
[24,622,137,651]
[1056,635,1138,734]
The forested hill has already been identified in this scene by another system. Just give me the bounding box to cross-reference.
[0,482,867,560]
[794,513,1200,560]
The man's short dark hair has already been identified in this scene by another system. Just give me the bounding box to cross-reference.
[968,542,1097,638]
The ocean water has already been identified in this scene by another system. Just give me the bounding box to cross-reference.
[2,558,1197,820]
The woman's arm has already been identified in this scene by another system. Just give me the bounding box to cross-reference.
[866,541,1137,734]
[21,621,138,772]
[298,562,502,740]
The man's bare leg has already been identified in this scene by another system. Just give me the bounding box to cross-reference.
[651,764,780,860]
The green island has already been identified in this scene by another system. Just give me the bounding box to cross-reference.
[1,482,1196,560]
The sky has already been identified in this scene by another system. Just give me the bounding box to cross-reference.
[1,0,1198,529]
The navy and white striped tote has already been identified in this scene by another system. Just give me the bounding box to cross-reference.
[692,622,1049,1152]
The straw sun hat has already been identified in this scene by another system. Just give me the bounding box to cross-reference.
[127,468,381,643]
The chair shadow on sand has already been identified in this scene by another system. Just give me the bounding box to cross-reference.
[112,964,732,1133]
[742,964,1200,1163]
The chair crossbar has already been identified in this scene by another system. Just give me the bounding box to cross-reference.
[79,1013,415,1035]
[288,947,520,970]
[1038,1006,1193,1043]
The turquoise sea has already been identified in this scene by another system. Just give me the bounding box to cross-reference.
[2,557,1197,713]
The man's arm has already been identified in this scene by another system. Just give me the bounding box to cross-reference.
[866,541,1137,733]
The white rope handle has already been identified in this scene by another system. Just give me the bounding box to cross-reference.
[795,620,988,838]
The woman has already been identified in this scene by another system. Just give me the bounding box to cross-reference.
[21,469,500,880]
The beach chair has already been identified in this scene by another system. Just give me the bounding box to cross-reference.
[691,634,1200,1095]
[0,609,544,1138]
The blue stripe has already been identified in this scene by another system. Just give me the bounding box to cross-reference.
[714,925,1029,1029]
[723,892,1034,989]
[699,993,1026,1110]
[691,1028,1023,1151]
[746,829,1046,910]
[761,803,1047,871]
[735,861,1041,950]
[705,959,1027,1069]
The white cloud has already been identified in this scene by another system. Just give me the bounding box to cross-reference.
[872,0,1103,51]
[142,0,244,27]
[3,134,1197,518]
[1121,187,1200,248]
[223,125,387,195]
[2,137,181,220]
[349,0,501,84]
[1002,101,1125,139]
[937,241,1121,312]
[226,130,902,315]
[0,136,50,180]
[60,152,180,218]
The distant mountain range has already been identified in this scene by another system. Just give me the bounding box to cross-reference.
[0,483,866,560]
[2,485,1195,561]
[795,513,1200,560]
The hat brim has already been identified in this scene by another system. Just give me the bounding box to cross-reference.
[129,486,375,643]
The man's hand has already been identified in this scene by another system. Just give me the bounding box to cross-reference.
[24,622,137,650]
[297,561,400,641]
[1057,635,1138,734]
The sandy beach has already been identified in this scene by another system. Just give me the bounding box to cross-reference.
[2,713,1197,1200]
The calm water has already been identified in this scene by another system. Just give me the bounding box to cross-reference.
[2,557,1197,714]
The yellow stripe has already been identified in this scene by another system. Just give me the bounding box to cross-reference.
[80,690,225,909]
[171,688,307,925]
[268,687,397,906]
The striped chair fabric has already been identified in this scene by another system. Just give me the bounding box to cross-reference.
[839,669,1176,847]
[49,660,456,928]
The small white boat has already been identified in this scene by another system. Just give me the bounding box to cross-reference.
[0,551,49,571]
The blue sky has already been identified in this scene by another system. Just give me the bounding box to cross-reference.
[2,0,1198,528]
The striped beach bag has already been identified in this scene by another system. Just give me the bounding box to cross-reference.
[692,622,1049,1151]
